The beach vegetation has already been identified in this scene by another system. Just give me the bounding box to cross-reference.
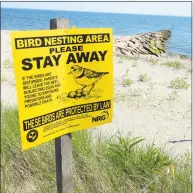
[117,59,123,63]
[150,40,161,55]
[168,91,180,101]
[3,58,13,68]
[132,61,138,67]
[139,73,151,82]
[161,61,184,69]
[1,105,191,193]
[122,78,133,86]
[1,75,7,82]
[150,57,158,65]
[170,78,189,89]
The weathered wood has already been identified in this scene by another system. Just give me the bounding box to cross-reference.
[55,134,73,193]
[50,18,73,193]
[50,18,69,29]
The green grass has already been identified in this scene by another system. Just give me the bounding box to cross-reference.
[170,78,190,90]
[168,91,180,101]
[132,62,138,67]
[1,105,192,193]
[139,74,151,82]
[150,58,158,65]
[1,106,56,193]
[1,75,7,82]
[122,78,133,86]
[161,61,184,70]
[3,58,13,68]
[117,59,123,64]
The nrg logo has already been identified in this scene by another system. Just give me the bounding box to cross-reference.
[92,111,109,122]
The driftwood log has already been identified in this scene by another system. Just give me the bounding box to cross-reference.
[114,30,171,57]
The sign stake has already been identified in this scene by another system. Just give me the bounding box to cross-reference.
[50,18,73,193]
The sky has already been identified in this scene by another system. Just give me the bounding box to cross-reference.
[1,1,192,17]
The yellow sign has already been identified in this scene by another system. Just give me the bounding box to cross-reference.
[11,28,113,150]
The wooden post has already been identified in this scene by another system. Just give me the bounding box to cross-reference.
[50,18,73,193]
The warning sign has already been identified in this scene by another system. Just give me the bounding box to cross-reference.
[11,28,113,150]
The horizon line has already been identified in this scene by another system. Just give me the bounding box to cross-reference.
[2,6,191,18]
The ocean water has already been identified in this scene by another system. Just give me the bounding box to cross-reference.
[1,8,192,57]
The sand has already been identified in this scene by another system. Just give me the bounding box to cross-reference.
[1,30,191,156]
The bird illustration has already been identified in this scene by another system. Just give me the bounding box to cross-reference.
[68,65,109,95]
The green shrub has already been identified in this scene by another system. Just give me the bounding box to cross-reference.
[117,59,123,64]
[139,74,151,82]
[170,78,189,89]
[1,75,7,82]
[122,78,133,86]
[150,58,158,65]
[3,58,13,68]
[161,61,184,69]
[168,91,180,101]
[132,62,138,67]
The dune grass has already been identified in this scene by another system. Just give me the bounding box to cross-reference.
[150,58,159,65]
[170,78,189,90]
[1,105,56,193]
[3,58,13,68]
[1,105,192,193]
[1,75,7,83]
[139,74,151,82]
[161,61,184,70]
[122,78,133,87]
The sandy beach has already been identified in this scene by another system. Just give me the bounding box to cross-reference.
[1,30,191,156]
